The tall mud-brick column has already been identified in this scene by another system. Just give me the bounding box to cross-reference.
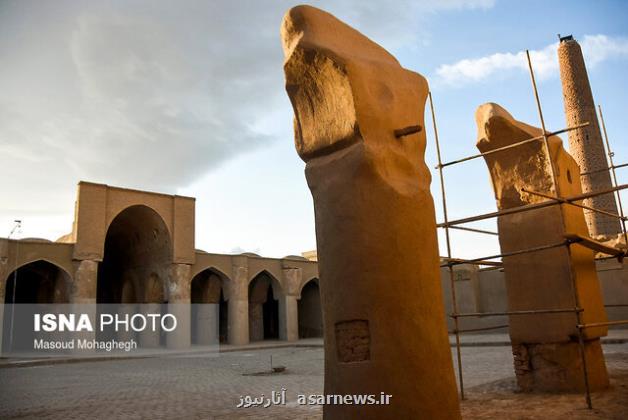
[558,36,620,237]
[281,5,460,419]
[476,102,609,392]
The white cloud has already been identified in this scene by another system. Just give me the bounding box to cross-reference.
[434,34,628,87]
[583,34,628,65]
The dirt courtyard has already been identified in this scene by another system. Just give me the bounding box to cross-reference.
[462,351,628,419]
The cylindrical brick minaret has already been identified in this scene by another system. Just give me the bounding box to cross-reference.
[558,36,621,237]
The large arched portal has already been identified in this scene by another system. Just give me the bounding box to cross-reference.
[97,205,171,304]
[4,260,70,304]
[248,272,280,342]
[96,205,172,345]
[3,260,71,352]
[298,279,323,338]
[191,269,229,345]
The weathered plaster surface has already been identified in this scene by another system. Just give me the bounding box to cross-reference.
[476,103,609,392]
[282,5,460,418]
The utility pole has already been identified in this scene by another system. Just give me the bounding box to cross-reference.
[8,220,22,353]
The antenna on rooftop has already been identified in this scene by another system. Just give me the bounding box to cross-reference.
[8,219,22,238]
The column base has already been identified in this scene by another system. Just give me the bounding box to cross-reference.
[512,339,609,392]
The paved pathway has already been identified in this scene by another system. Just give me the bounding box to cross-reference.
[0,338,626,419]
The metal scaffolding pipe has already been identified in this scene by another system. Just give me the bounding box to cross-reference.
[580,162,628,176]
[526,49,592,409]
[521,188,628,221]
[598,105,628,255]
[437,184,628,228]
[451,308,582,318]
[447,225,499,236]
[428,91,465,399]
[426,50,627,412]
[450,324,509,334]
[441,257,503,267]
[436,122,589,169]
[455,240,572,265]
[578,320,628,329]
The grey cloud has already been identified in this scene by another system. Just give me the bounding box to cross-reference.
[0,0,495,201]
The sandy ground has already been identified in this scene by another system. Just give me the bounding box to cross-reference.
[461,351,628,419]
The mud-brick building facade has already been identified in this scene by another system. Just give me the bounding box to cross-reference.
[2,182,626,352]
[0,181,322,350]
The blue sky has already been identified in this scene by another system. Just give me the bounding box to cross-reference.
[1,0,627,259]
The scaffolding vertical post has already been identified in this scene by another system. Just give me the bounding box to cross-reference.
[526,50,592,409]
[428,91,465,399]
[598,105,628,247]
[525,51,560,194]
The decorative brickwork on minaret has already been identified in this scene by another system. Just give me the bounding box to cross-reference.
[558,37,621,237]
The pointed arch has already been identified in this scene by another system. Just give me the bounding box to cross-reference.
[248,270,282,341]
[298,278,322,338]
[4,259,72,304]
[97,204,172,304]
[190,267,231,344]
